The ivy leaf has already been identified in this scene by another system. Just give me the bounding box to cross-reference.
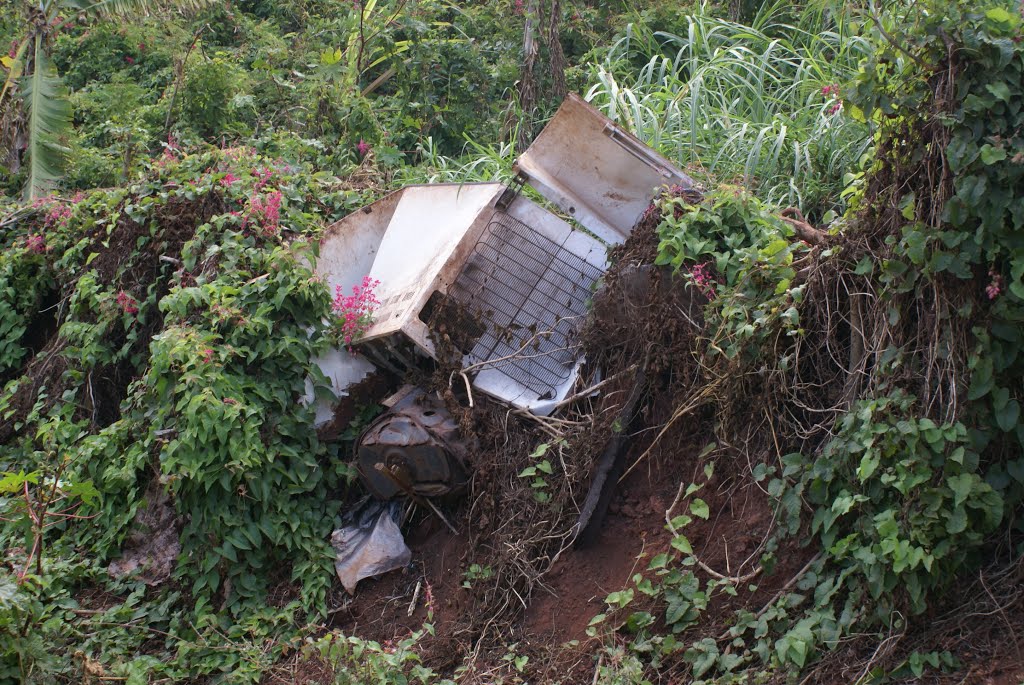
[980,144,1007,165]
[996,399,1020,433]
[947,474,975,508]
[690,498,710,519]
[605,589,634,609]
[671,535,693,555]
[985,7,1017,27]
[1007,458,1024,484]
[857,452,880,481]
[985,82,1011,102]
[945,506,968,534]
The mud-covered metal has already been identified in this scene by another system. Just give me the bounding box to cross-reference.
[310,93,693,417]
[356,388,469,500]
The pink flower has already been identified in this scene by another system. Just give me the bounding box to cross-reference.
[332,276,381,349]
[356,139,371,158]
[827,101,843,115]
[26,234,46,253]
[43,202,72,229]
[821,84,840,97]
[986,270,1003,300]
[124,55,134,65]
[220,173,239,187]
[115,291,139,315]
[689,261,716,299]
[252,166,274,191]
[246,190,283,237]
[163,134,180,160]
[201,348,214,363]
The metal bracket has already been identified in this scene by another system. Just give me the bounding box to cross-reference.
[496,171,528,210]
[603,124,678,179]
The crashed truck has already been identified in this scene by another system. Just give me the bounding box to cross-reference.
[308,94,694,592]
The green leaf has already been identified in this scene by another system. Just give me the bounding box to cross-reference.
[529,442,550,458]
[946,474,975,508]
[857,452,880,481]
[605,589,634,608]
[985,82,1011,103]
[995,398,1020,433]
[22,37,71,200]
[980,144,1007,165]
[985,7,1017,26]
[671,535,693,555]
[690,498,710,519]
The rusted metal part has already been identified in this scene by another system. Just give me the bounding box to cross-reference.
[355,387,469,500]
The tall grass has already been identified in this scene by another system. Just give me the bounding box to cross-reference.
[586,1,872,215]
[397,2,872,217]
[396,135,518,185]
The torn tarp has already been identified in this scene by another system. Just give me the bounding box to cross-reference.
[331,499,411,593]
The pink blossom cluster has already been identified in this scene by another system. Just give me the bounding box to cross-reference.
[689,261,716,299]
[155,135,180,169]
[356,139,371,158]
[7,41,17,59]
[25,234,46,253]
[986,269,1003,300]
[252,166,275,192]
[43,202,72,230]
[201,347,214,363]
[165,134,180,158]
[822,84,842,115]
[245,190,283,237]
[332,276,381,347]
[220,172,239,187]
[115,290,139,315]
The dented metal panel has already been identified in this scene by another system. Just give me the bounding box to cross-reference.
[515,93,692,244]
[311,94,690,416]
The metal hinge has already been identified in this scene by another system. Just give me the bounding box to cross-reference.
[496,171,528,210]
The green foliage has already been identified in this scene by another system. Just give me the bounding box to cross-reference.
[608,3,1024,682]
[145,234,336,611]
[314,628,452,685]
[0,146,384,680]
[180,57,251,138]
[518,439,561,503]
[587,6,872,216]
[800,392,1003,612]
[0,234,53,377]
[22,39,72,200]
[3,1,1022,683]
